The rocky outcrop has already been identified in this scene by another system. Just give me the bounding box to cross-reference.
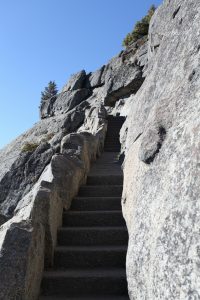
[62,70,87,92]
[40,70,91,119]
[0,36,147,222]
[40,37,148,119]
[121,0,200,299]
[0,105,85,218]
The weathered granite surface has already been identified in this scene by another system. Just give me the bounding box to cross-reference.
[121,0,200,298]
[0,105,86,218]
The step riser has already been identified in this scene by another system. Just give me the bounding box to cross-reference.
[87,176,123,185]
[104,144,121,146]
[78,186,122,197]
[104,148,121,151]
[71,198,122,211]
[63,213,125,227]
[40,297,130,300]
[104,144,121,147]
[41,277,127,296]
[39,295,129,300]
[106,125,124,128]
[104,140,120,142]
[54,249,127,268]
[104,149,121,152]
[104,142,120,144]
[58,228,128,246]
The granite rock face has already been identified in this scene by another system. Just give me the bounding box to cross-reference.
[103,38,147,106]
[62,70,87,92]
[121,0,200,299]
[40,39,148,119]
[51,88,91,116]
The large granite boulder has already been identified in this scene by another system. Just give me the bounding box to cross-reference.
[62,70,87,92]
[40,70,91,119]
[103,38,148,106]
[50,88,91,116]
[88,65,105,88]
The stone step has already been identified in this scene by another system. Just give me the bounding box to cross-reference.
[105,133,121,136]
[57,226,128,246]
[54,245,127,269]
[105,138,120,141]
[104,138,120,141]
[106,128,122,131]
[104,144,120,147]
[106,126,123,129]
[104,139,120,142]
[104,141,120,144]
[78,185,122,197]
[104,135,120,138]
[106,120,124,123]
[107,117,125,123]
[106,127,121,129]
[105,128,121,131]
[104,142,121,146]
[103,145,121,149]
[87,175,123,185]
[63,211,125,227]
[89,168,121,172]
[105,133,120,136]
[104,145,121,149]
[104,139,120,143]
[89,161,121,165]
[40,296,129,300]
[105,131,121,134]
[104,148,121,152]
[41,269,128,296]
[70,197,122,211]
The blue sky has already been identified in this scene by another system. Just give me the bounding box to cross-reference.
[0,0,162,149]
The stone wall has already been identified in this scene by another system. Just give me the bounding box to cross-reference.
[0,105,107,300]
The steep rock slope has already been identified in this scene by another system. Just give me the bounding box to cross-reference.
[122,0,200,298]
[0,37,146,222]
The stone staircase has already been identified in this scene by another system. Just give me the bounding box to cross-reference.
[39,116,129,299]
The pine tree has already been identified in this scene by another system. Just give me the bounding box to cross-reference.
[41,81,58,102]
[122,5,156,47]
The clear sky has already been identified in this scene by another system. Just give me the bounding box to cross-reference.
[0,0,162,149]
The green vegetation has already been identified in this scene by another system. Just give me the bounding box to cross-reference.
[123,5,156,47]
[41,81,58,102]
[21,142,39,152]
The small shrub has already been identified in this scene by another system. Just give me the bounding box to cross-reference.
[41,133,55,143]
[123,5,156,47]
[21,142,39,152]
[46,133,55,140]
